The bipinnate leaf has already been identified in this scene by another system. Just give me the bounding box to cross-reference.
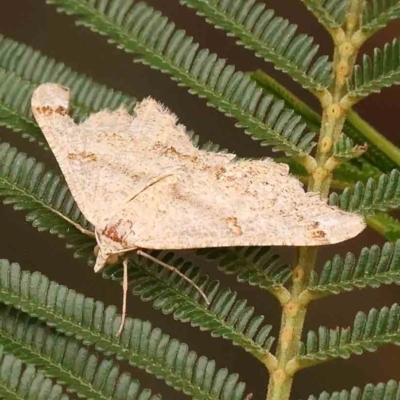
[307,379,400,400]
[298,304,400,368]
[0,35,137,145]
[299,0,348,31]
[0,259,248,400]
[0,305,161,400]
[0,347,69,400]
[46,0,317,158]
[347,39,400,102]
[308,240,400,297]
[329,169,400,216]
[363,0,400,35]
[180,0,332,92]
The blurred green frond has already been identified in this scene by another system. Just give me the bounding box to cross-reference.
[329,169,400,216]
[0,259,248,400]
[197,247,291,296]
[368,212,400,241]
[104,252,276,362]
[363,0,400,35]
[0,348,69,400]
[298,304,400,368]
[299,0,348,31]
[347,39,400,101]
[0,35,137,145]
[308,379,400,400]
[0,305,160,400]
[180,0,332,92]
[47,0,317,157]
[308,240,400,297]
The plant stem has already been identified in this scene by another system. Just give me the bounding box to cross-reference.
[266,2,366,399]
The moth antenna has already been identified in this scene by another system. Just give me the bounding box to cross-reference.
[116,257,129,336]
[57,212,95,238]
[136,250,210,305]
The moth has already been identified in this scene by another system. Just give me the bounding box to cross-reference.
[31,83,365,333]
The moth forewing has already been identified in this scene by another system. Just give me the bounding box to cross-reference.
[31,82,366,335]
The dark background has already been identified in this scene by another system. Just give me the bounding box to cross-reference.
[0,1,399,399]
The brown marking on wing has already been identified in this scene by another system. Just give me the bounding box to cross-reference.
[311,230,326,239]
[103,221,124,243]
[55,106,67,115]
[224,216,243,236]
[103,219,134,245]
[33,105,67,116]
[164,146,199,162]
[67,152,97,162]
[215,167,226,179]
[33,106,53,116]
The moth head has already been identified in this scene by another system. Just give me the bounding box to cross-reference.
[31,83,70,114]
[93,245,119,273]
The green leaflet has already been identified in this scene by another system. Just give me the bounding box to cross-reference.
[0,141,278,362]
[0,348,69,400]
[308,240,400,296]
[299,0,348,31]
[46,0,317,158]
[104,252,275,362]
[0,35,137,145]
[0,304,161,400]
[363,0,400,35]
[0,141,96,262]
[329,169,400,216]
[197,247,291,297]
[307,379,400,400]
[0,259,247,400]
[298,304,400,368]
[180,0,332,92]
[347,38,400,101]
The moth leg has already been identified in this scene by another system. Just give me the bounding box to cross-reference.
[116,257,129,336]
[136,250,210,305]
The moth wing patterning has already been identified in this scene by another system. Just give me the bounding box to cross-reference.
[98,155,365,254]
[32,83,366,274]
[31,83,209,226]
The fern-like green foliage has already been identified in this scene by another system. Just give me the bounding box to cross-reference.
[104,252,275,362]
[252,69,400,173]
[0,35,137,146]
[180,0,332,92]
[0,259,248,400]
[0,305,161,400]
[347,38,400,101]
[363,0,400,35]
[308,240,400,296]
[308,379,400,400]
[45,0,317,158]
[0,141,96,261]
[298,304,400,368]
[197,247,291,293]
[299,0,348,31]
[329,169,400,216]
[0,348,69,400]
